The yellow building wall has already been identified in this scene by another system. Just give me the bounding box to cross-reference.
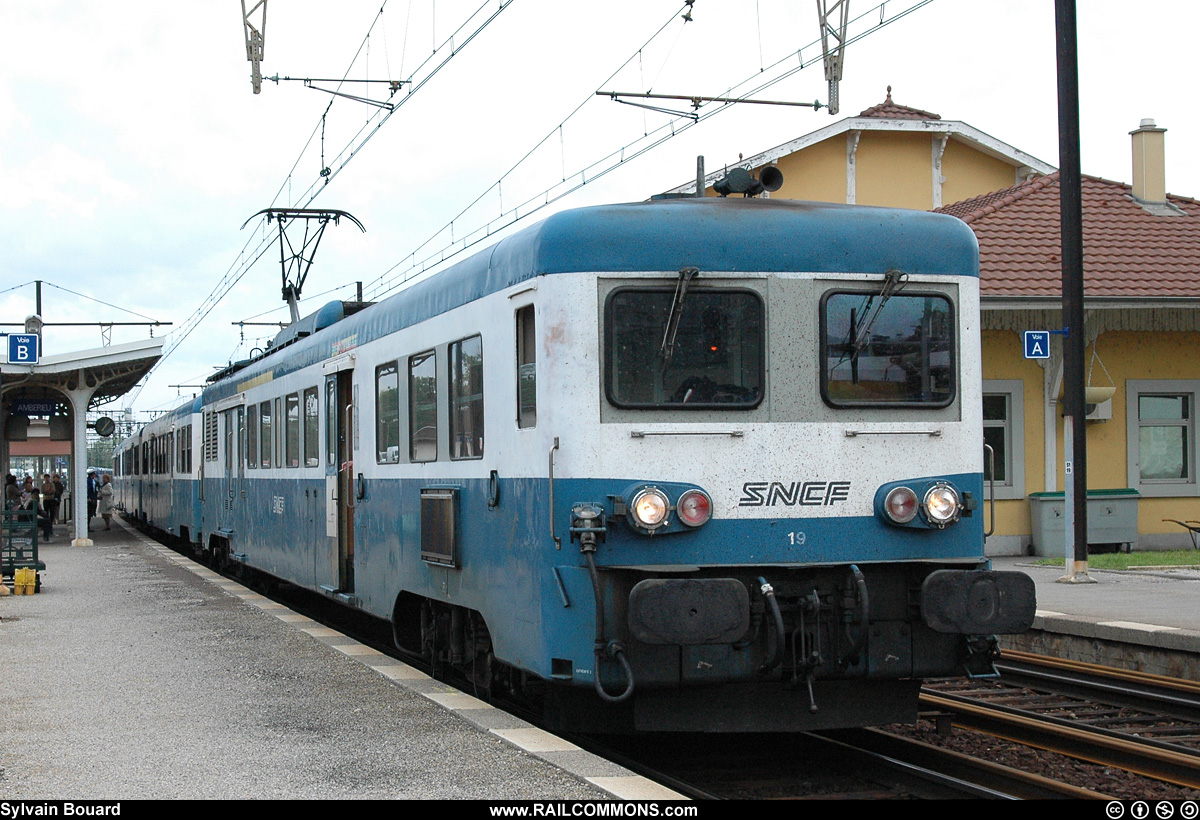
[770,140,847,204]
[719,129,1026,209]
[855,131,932,209]
[942,139,1020,205]
[981,329,1200,542]
[981,330,1044,538]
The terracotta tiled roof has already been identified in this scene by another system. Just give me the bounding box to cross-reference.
[858,86,940,120]
[936,173,1200,299]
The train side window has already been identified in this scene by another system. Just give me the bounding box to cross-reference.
[285,392,301,468]
[246,405,258,469]
[142,441,149,475]
[376,362,400,464]
[450,336,484,460]
[259,400,272,468]
[517,306,536,428]
[303,387,319,467]
[409,350,437,462]
[326,379,337,467]
[820,290,956,408]
[274,398,283,470]
[182,424,192,474]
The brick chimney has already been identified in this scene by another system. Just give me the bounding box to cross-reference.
[1130,118,1167,203]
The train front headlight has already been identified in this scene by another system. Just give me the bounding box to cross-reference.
[923,483,961,527]
[630,487,670,531]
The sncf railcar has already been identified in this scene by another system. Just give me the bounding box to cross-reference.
[117,196,1035,732]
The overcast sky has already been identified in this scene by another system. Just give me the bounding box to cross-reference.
[3,0,1197,419]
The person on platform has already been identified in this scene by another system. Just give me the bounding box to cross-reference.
[86,468,99,530]
[4,474,19,509]
[98,474,115,531]
[40,474,56,540]
[53,473,65,517]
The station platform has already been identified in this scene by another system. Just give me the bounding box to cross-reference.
[0,520,682,800]
[992,554,1200,678]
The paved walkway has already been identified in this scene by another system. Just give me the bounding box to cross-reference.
[0,519,681,800]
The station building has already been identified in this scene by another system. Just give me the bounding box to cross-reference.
[668,90,1200,555]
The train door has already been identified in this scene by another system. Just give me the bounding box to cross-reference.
[219,407,243,531]
[322,369,355,594]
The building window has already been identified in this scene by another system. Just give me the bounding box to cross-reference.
[449,335,484,459]
[1127,380,1199,497]
[982,380,1025,500]
[376,362,401,464]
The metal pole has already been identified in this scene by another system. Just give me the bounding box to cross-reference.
[1055,0,1092,583]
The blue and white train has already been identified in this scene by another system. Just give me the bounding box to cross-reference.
[116,194,1035,732]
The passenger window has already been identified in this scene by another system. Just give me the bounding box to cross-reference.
[259,400,272,468]
[326,379,337,467]
[303,387,319,467]
[517,306,536,429]
[450,335,484,459]
[409,350,437,462]
[274,398,283,468]
[246,405,258,469]
[285,392,300,468]
[376,362,400,464]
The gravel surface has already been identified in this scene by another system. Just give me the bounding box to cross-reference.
[0,531,608,800]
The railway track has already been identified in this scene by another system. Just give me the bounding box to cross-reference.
[916,650,1200,792]
[147,524,1191,798]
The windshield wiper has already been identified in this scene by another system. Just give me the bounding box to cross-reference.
[660,266,699,370]
[842,268,909,382]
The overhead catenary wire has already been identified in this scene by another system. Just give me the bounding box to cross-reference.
[125,0,517,409]
[365,0,933,303]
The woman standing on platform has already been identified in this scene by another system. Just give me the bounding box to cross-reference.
[98,473,114,530]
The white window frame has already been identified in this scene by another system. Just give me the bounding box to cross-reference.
[982,380,1025,500]
[1126,379,1200,497]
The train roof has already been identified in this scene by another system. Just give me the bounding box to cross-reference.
[203,198,979,402]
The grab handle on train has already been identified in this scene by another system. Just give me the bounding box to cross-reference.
[488,470,500,509]
[983,444,996,538]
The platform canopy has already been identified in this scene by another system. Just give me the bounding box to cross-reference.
[0,337,162,409]
[2,336,162,547]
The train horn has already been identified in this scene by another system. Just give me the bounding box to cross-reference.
[760,166,784,192]
[713,166,784,197]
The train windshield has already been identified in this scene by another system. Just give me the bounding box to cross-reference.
[821,290,955,407]
[605,288,764,409]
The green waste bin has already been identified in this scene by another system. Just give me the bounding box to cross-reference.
[1027,488,1140,556]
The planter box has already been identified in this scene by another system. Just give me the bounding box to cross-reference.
[1027,488,1140,556]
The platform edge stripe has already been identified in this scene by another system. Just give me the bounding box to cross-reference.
[490,727,581,753]
[425,691,493,711]
[330,642,386,657]
[584,776,689,801]
[370,662,430,681]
